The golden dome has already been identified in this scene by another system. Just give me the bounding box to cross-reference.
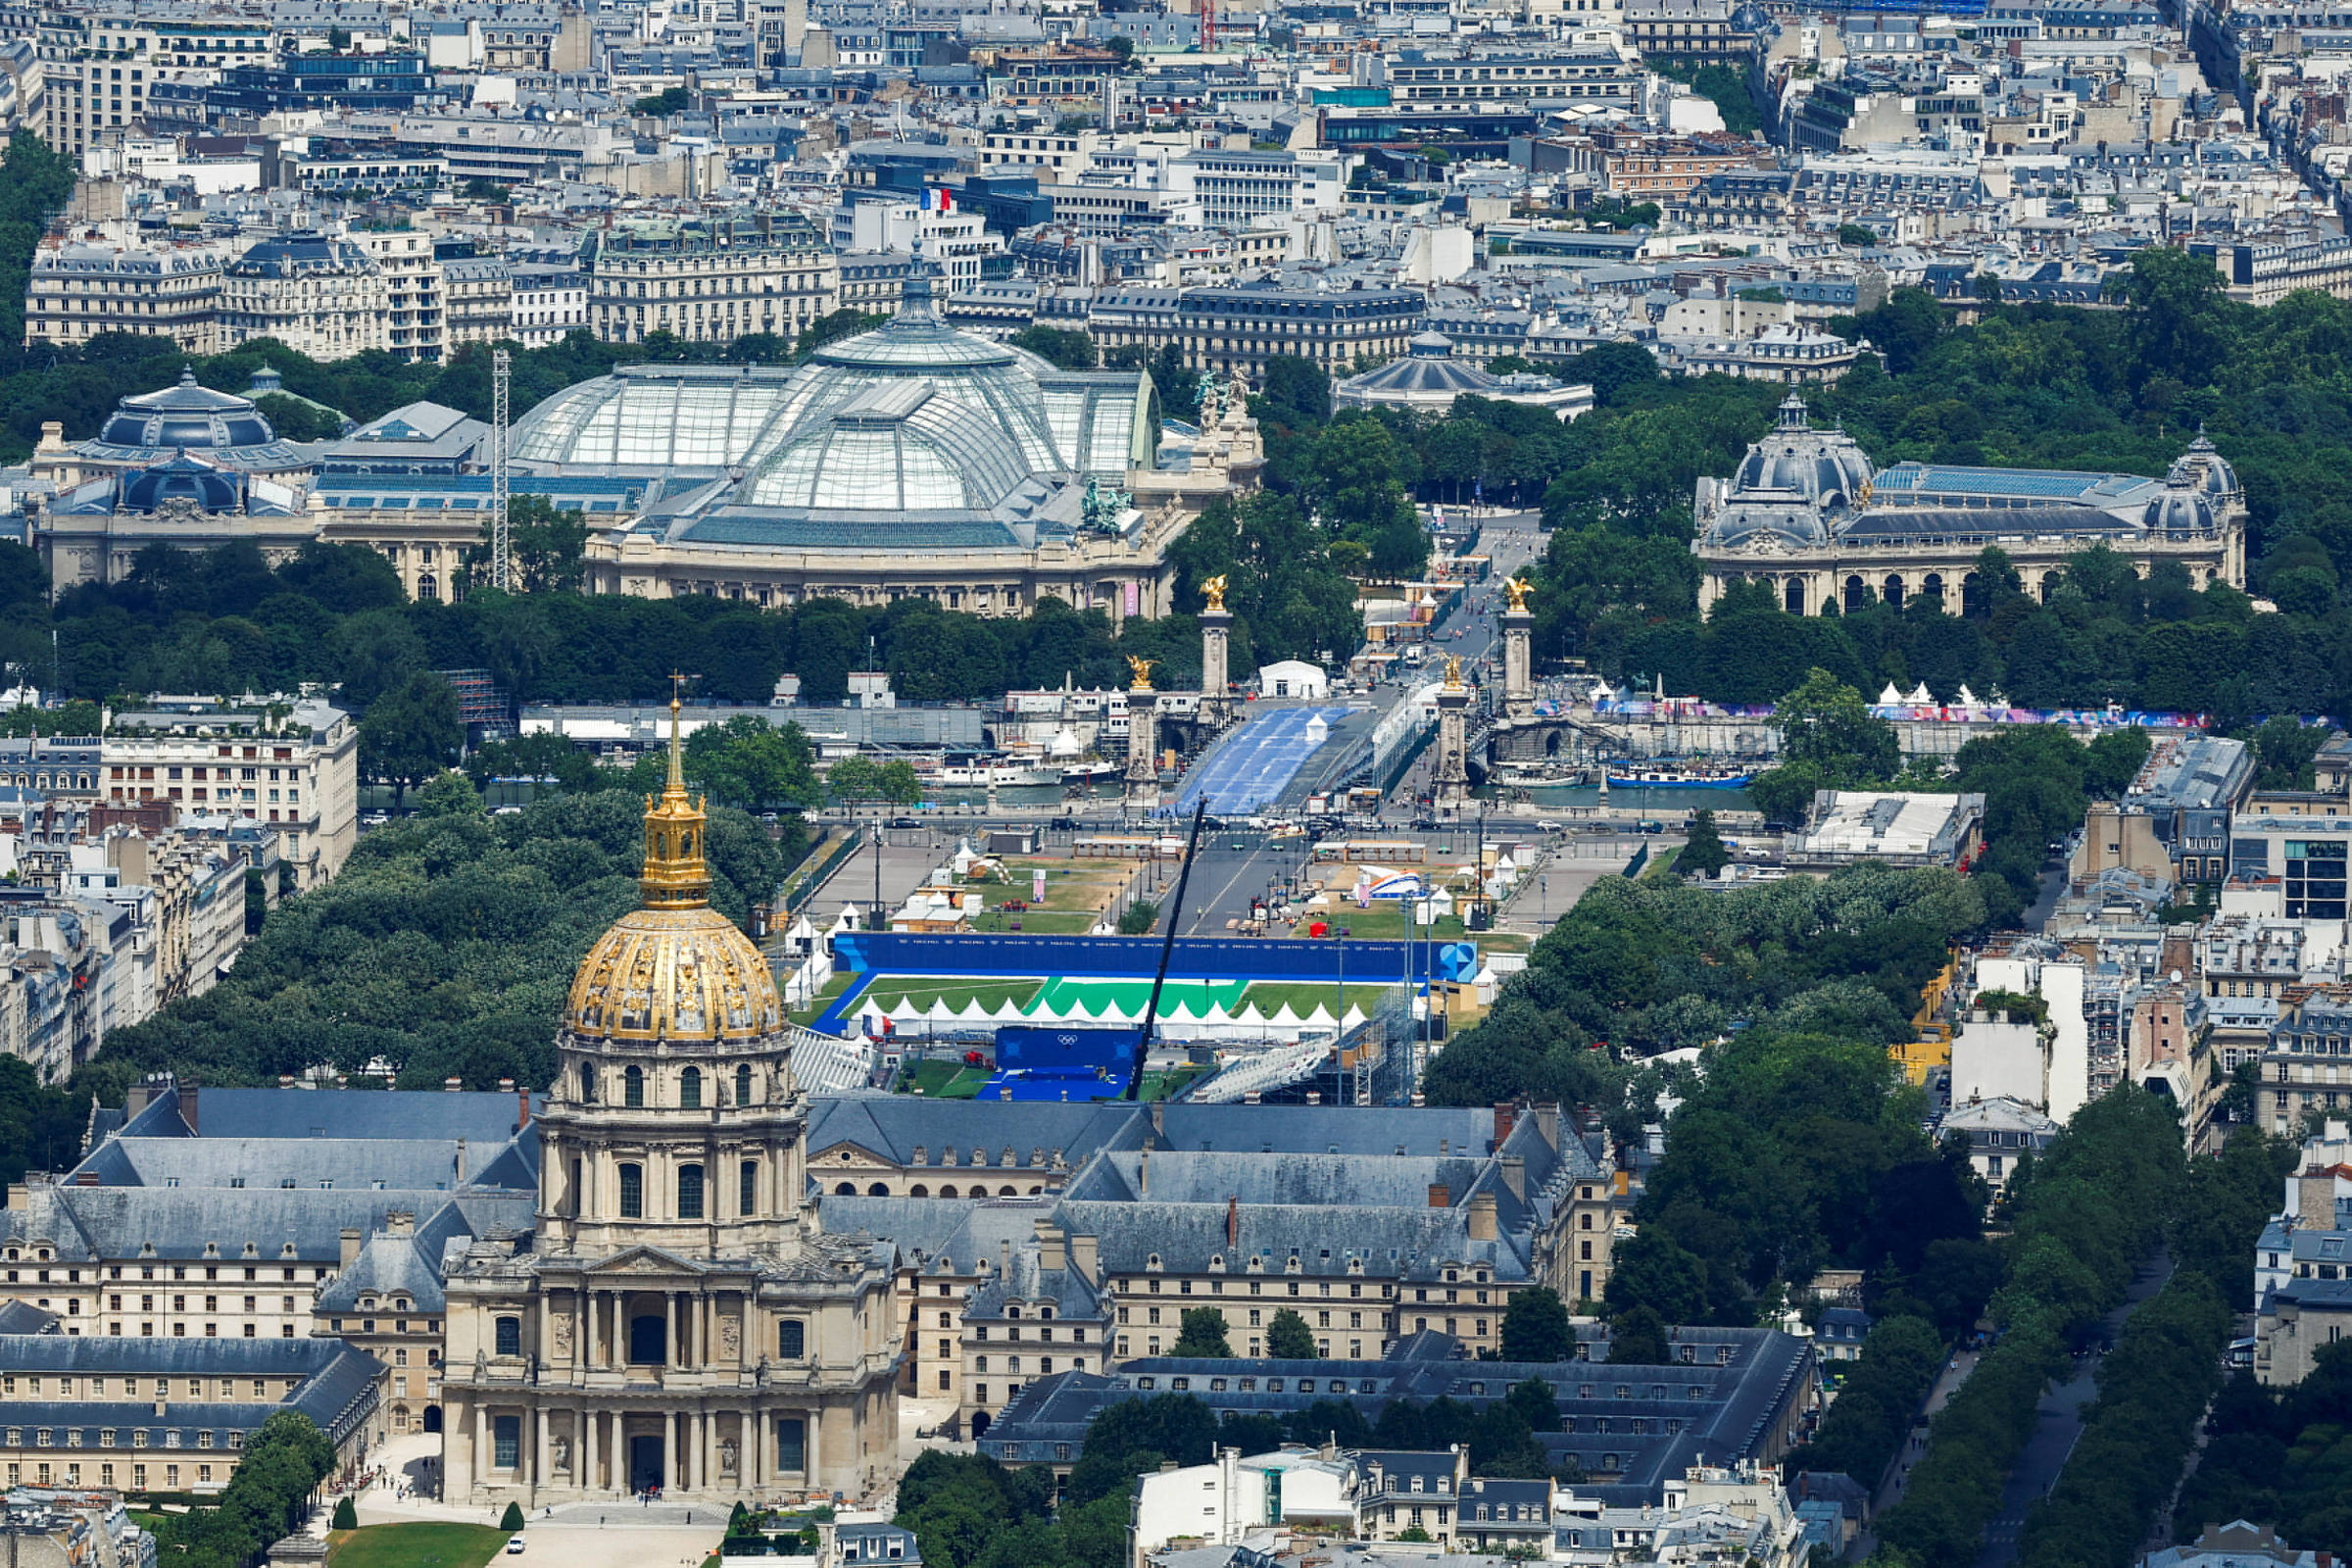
[565,905,782,1042]
[562,693,782,1043]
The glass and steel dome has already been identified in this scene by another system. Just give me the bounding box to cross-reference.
[740,382,1034,513]
[78,369,307,471]
[510,364,803,470]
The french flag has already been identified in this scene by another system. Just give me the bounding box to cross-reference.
[928,187,955,213]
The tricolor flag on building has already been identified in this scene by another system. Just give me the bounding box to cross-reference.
[927,187,955,213]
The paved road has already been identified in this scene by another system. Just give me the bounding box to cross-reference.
[1972,1249,2176,1568]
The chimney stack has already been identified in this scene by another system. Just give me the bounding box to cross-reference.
[498,1077,515,1094]
[517,1088,532,1131]
[456,1138,468,1184]
[444,1076,464,1093]
[339,1227,362,1267]
[1037,1218,1067,1273]
[1499,1155,1525,1202]
[277,1074,295,1089]
[2300,1167,2339,1231]
[178,1077,199,1136]
[1227,1194,1239,1248]
[1428,1183,1450,1208]
[1468,1191,1497,1241]
[1494,1102,1517,1149]
[1070,1230,1100,1282]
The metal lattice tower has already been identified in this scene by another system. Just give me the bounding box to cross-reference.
[490,348,513,592]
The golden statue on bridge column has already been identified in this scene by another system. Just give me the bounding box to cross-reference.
[1201,575,1228,612]
[1126,656,1157,690]
[1504,577,1532,612]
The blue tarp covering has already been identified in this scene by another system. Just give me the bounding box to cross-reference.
[831,932,1479,985]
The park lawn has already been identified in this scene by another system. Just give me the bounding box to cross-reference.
[982,859,1134,913]
[968,908,1102,935]
[861,977,1043,1014]
[1287,905,1470,942]
[328,1523,511,1568]
[1475,931,1534,955]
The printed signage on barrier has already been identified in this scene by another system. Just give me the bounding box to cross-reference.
[1033,869,1047,904]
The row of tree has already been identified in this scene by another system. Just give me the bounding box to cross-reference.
[30,536,1222,717]
[1870,1089,2199,1568]
[2008,1129,2292,1568]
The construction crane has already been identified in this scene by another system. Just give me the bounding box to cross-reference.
[1200,0,1215,53]
[490,348,513,593]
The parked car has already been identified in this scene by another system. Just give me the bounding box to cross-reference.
[1536,818,1563,831]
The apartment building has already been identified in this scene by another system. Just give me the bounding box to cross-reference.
[23,240,225,353]
[978,124,1101,177]
[1173,283,1425,377]
[1383,50,1643,110]
[443,255,514,349]
[582,211,836,346]
[510,252,588,346]
[1165,148,1347,226]
[2262,994,2352,1137]
[98,701,359,891]
[835,251,913,317]
[219,231,390,364]
[351,229,445,364]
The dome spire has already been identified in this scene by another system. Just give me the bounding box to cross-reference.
[639,677,710,909]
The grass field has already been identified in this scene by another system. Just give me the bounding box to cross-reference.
[906,1059,991,1098]
[1235,982,1395,1016]
[329,1523,511,1568]
[788,971,861,1025]
[861,977,1044,1014]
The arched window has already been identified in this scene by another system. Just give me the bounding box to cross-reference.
[740,1159,759,1216]
[1883,574,1904,608]
[678,1163,705,1220]
[578,1061,596,1103]
[868,1182,890,1197]
[735,1063,753,1105]
[835,1181,857,1196]
[619,1162,644,1218]
[680,1066,702,1109]
[909,1185,930,1198]
[1920,572,1945,611]
[417,574,438,602]
[495,1316,521,1356]
[623,1066,644,1108]
[779,1320,806,1358]
[1843,574,1869,612]
[1784,578,1803,614]
[940,1185,958,1199]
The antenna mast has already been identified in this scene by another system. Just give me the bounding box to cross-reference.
[491,347,514,593]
